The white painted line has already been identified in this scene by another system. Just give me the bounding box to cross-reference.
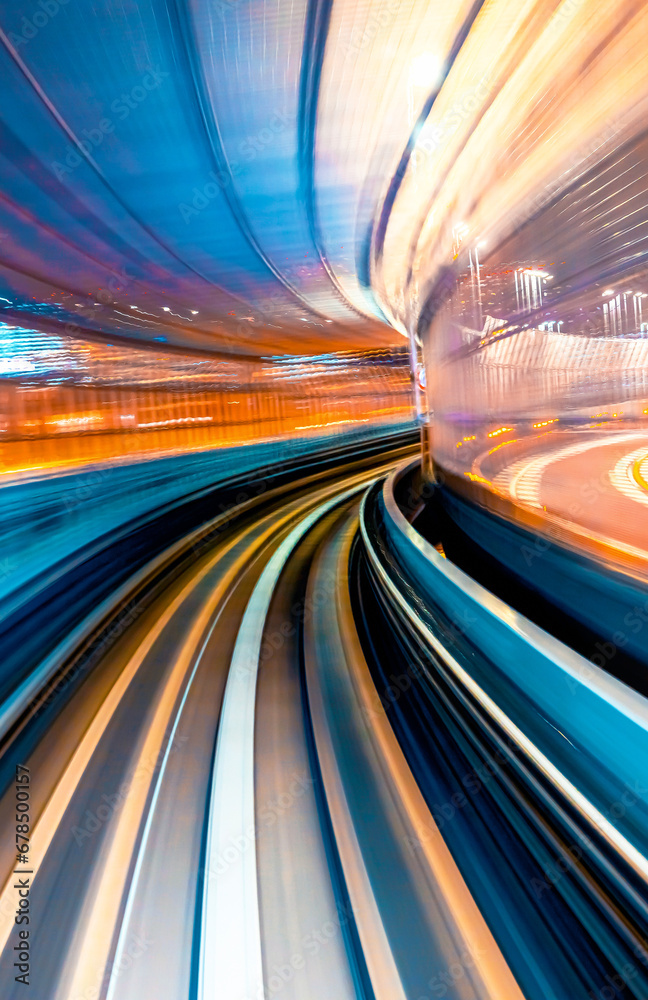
[198,483,368,1000]
[609,445,648,508]
[104,589,236,1000]
[0,531,244,966]
[504,433,644,507]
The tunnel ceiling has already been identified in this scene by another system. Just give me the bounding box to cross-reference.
[3,0,641,361]
[0,0,442,359]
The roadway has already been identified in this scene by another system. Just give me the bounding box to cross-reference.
[489,430,648,559]
[0,438,521,1000]
[0,434,646,1000]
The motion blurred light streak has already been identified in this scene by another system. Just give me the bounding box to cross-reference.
[76,518,282,1000]
[391,0,648,560]
[316,0,476,317]
[380,0,648,338]
[372,472,648,885]
[0,335,412,478]
[4,0,648,997]
[0,513,271,970]
[313,509,525,1000]
[199,481,368,1000]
